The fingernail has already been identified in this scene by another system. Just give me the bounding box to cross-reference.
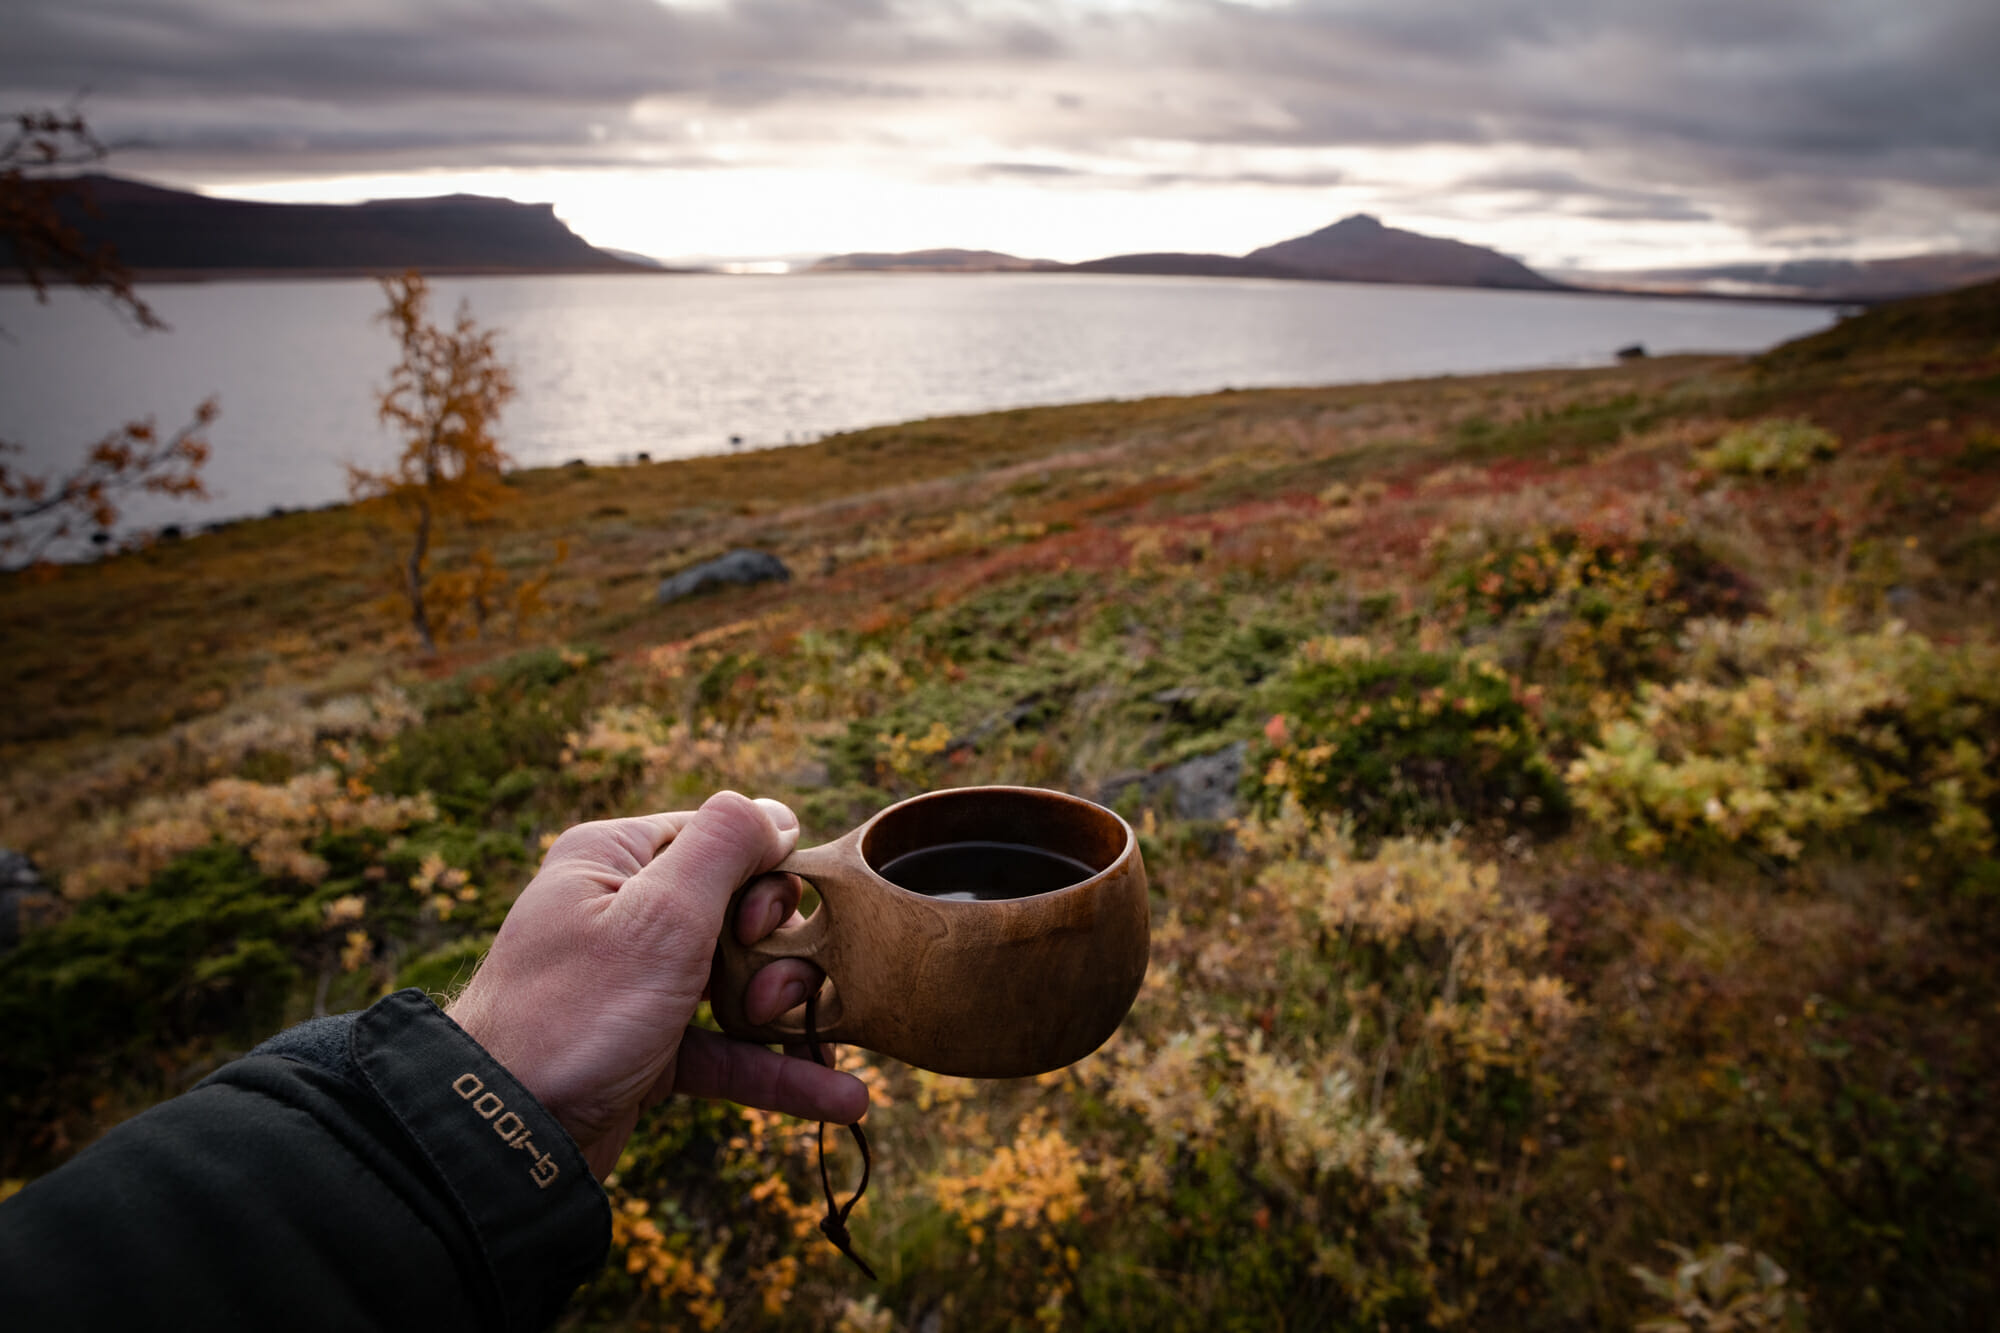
[779,979,808,1013]
[754,797,799,832]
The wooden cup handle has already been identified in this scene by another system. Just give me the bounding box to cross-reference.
[710,839,855,1045]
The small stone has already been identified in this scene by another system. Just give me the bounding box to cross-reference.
[0,849,59,951]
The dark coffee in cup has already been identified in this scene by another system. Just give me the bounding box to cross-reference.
[876,841,1097,901]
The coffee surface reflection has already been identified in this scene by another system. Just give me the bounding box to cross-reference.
[876,840,1096,901]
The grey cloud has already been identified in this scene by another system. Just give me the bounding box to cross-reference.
[1142,168,1352,190]
[0,0,1994,252]
[979,161,1085,178]
[972,161,1349,189]
[1456,169,1713,223]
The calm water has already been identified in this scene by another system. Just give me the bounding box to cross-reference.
[0,272,1835,536]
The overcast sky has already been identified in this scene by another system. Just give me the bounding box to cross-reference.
[6,0,1996,268]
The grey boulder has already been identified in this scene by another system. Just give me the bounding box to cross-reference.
[655,549,792,605]
[1099,741,1247,823]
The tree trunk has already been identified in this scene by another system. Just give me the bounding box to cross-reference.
[406,495,436,656]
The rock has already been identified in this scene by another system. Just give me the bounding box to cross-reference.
[1099,740,1247,822]
[654,549,792,605]
[0,849,59,951]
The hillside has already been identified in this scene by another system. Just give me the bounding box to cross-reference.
[1065,251,1303,280]
[3,282,1998,1330]
[11,174,649,278]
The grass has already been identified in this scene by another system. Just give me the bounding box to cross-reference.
[4,280,2000,1331]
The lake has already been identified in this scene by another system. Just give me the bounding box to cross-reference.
[0,272,1836,537]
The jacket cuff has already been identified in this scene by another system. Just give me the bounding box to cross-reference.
[350,989,610,1333]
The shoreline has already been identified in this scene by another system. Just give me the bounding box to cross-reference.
[0,264,1859,307]
[20,354,1743,561]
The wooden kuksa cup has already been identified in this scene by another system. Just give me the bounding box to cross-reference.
[711,786,1150,1078]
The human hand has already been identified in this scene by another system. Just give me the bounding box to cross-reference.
[446,791,867,1179]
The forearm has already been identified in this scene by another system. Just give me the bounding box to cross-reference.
[0,990,610,1333]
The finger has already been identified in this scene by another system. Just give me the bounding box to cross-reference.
[609,792,799,949]
[672,1027,870,1124]
[745,959,823,1025]
[733,872,804,945]
[542,812,694,885]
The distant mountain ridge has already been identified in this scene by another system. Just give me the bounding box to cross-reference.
[1565,253,2000,303]
[7,175,649,277]
[835,214,1568,291]
[811,248,1060,272]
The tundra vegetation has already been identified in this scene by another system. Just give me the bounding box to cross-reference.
[3,279,1998,1331]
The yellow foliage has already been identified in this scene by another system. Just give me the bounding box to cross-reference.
[1255,828,1580,1075]
[1237,1039,1422,1194]
[609,1194,724,1331]
[934,1118,1091,1237]
[321,894,366,927]
[71,768,436,898]
[348,272,559,655]
[1103,1023,1228,1157]
[1570,609,2000,860]
[875,720,954,787]
[338,928,372,973]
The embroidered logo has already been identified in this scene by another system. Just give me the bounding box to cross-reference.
[452,1073,559,1189]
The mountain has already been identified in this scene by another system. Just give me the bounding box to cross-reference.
[599,247,674,270]
[810,248,1060,272]
[1244,214,1563,289]
[11,174,649,278]
[1562,253,2000,303]
[1076,214,1565,291]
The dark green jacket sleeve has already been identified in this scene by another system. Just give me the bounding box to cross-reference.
[0,989,611,1331]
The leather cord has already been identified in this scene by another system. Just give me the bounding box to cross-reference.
[804,988,876,1280]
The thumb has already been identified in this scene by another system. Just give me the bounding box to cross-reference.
[609,791,799,954]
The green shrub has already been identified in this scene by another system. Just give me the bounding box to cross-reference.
[0,844,322,1113]
[372,647,597,820]
[1246,638,1566,840]
[1568,611,2000,861]
[1697,418,1839,476]
[1438,527,1756,712]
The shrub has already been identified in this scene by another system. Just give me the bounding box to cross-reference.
[1697,418,1839,477]
[67,768,437,898]
[1568,611,2000,861]
[371,647,597,821]
[2,842,336,1120]
[1065,827,1579,1329]
[1246,637,1566,840]
[1630,1242,1806,1333]
[1437,527,1756,710]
